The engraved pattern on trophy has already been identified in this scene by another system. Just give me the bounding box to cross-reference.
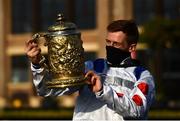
[48,35,84,77]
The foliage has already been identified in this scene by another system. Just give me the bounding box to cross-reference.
[140,18,180,50]
[139,18,180,102]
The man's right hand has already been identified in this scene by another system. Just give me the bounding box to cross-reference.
[25,39,41,65]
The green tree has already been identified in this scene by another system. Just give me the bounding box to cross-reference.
[140,18,180,102]
[140,18,180,49]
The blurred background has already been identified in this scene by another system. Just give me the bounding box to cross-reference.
[0,0,179,119]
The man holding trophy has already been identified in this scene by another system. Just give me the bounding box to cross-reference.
[25,17,155,120]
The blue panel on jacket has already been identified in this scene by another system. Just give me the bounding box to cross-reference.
[93,59,107,73]
[134,66,146,80]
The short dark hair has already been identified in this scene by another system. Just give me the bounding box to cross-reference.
[107,20,139,45]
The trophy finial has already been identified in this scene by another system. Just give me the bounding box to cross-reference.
[56,13,65,23]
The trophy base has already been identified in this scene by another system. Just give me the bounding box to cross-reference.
[46,76,86,88]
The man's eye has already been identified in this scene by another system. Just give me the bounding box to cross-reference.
[114,42,117,46]
[106,40,111,44]
[114,42,120,46]
[106,40,110,42]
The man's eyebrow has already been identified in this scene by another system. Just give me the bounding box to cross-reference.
[106,39,111,41]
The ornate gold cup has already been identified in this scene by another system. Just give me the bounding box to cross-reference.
[32,14,85,88]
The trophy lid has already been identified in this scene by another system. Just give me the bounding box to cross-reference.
[48,14,79,35]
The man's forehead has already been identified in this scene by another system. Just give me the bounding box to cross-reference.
[107,31,127,40]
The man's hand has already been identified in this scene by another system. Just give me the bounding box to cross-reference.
[25,39,41,65]
[85,71,103,93]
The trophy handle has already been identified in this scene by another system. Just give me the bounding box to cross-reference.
[32,33,49,69]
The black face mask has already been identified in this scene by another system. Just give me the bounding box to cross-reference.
[106,46,131,66]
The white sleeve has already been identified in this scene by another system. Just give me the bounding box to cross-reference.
[95,70,155,119]
[31,63,79,97]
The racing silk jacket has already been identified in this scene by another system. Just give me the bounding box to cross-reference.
[31,58,155,121]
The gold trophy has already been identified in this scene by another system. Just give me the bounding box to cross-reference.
[32,14,85,88]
